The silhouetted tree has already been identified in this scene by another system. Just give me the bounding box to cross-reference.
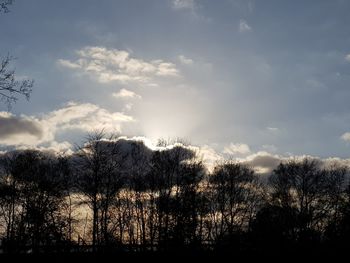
[269,158,347,244]
[73,131,126,250]
[208,162,262,246]
[324,182,350,246]
[0,150,70,253]
[1,138,349,255]
[161,159,205,249]
[147,143,196,249]
[0,152,21,251]
[251,204,299,251]
[55,155,77,245]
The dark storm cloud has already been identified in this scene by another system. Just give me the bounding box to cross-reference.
[0,113,43,139]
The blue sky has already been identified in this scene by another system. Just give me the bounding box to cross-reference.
[1,0,350,166]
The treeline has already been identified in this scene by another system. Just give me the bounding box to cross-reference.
[0,133,350,254]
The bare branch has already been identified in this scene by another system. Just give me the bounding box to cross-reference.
[0,0,13,13]
[0,54,34,109]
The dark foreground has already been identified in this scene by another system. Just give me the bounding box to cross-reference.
[0,245,348,262]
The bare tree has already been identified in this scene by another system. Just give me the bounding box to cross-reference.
[147,143,196,249]
[0,0,12,13]
[0,55,33,109]
[1,1,34,108]
[269,158,348,242]
[208,161,261,244]
[73,131,126,250]
[0,150,71,253]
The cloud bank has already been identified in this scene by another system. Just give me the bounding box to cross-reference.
[0,102,134,151]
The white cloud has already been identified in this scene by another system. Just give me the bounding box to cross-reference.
[45,101,134,133]
[43,141,73,153]
[195,146,350,176]
[200,146,280,175]
[239,19,252,32]
[178,55,193,65]
[345,54,350,62]
[0,102,134,148]
[341,132,350,142]
[16,141,74,155]
[172,0,195,10]
[223,143,251,155]
[155,61,179,76]
[58,46,180,85]
[112,88,142,99]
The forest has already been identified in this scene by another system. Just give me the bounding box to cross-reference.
[0,132,349,256]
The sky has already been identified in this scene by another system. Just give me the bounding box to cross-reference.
[1,0,350,171]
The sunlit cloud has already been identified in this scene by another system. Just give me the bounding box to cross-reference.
[16,140,74,155]
[45,101,134,132]
[0,102,134,148]
[58,46,180,86]
[112,88,142,99]
[341,132,350,142]
[197,145,223,171]
[223,143,251,155]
